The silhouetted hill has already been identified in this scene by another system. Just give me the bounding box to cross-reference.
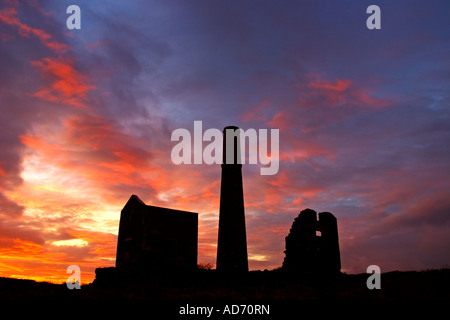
[1,268,449,303]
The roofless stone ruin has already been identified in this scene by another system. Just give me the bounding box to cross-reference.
[282,208,341,274]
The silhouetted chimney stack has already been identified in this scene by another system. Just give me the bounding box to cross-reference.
[216,126,248,272]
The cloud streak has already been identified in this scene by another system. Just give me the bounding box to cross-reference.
[31,57,95,108]
[0,7,68,53]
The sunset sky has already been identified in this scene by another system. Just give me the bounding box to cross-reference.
[1,0,449,283]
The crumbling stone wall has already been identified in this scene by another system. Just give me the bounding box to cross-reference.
[282,208,340,274]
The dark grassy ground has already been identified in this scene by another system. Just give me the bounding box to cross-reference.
[1,268,449,300]
[1,268,448,315]
[91,267,449,301]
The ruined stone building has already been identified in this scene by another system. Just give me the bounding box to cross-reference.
[115,195,198,272]
[113,126,343,278]
[282,208,341,274]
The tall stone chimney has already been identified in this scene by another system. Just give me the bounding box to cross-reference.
[216,126,248,272]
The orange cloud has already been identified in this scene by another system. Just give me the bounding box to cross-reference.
[20,112,160,191]
[0,238,61,282]
[308,79,352,91]
[267,111,301,130]
[269,171,290,188]
[239,98,271,123]
[0,7,69,54]
[350,88,390,108]
[0,231,115,283]
[31,58,95,108]
[304,75,391,110]
[64,228,117,260]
